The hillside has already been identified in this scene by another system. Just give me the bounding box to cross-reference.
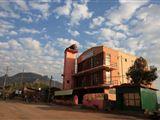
[0,72,62,89]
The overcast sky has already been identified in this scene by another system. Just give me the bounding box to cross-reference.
[0,0,159,89]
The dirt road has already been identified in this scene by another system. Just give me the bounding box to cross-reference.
[0,100,145,120]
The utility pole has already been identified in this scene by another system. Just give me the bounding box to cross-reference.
[48,75,52,103]
[3,66,11,100]
[21,67,24,89]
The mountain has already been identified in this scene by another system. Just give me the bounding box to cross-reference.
[0,72,62,89]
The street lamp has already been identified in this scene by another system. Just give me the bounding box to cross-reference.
[39,88,41,91]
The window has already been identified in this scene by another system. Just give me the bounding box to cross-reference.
[123,93,140,107]
[94,73,98,85]
[78,52,103,72]
[125,58,127,62]
[67,80,70,84]
[106,71,111,84]
[93,52,103,67]
[91,58,93,67]
[75,70,103,88]
[105,54,111,66]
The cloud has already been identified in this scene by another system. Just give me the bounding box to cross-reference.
[0,2,20,19]
[92,0,149,54]
[0,38,62,76]
[44,41,60,56]
[102,40,120,50]
[29,2,50,19]
[0,20,15,37]
[9,31,18,35]
[91,0,150,55]
[106,0,149,24]
[99,28,115,40]
[57,38,81,48]
[19,38,41,51]
[68,29,80,37]
[112,24,128,32]
[0,1,52,21]
[90,1,160,73]
[14,0,29,11]
[70,2,93,25]
[127,4,160,66]
[53,0,72,16]
[19,28,40,34]
[22,17,33,23]
[90,16,105,29]
[0,0,159,87]
[85,41,97,49]
[98,28,126,41]
[99,2,160,88]
[8,39,22,50]
[54,0,93,25]
[41,34,51,40]
[84,30,98,35]
[0,11,20,19]
[0,42,10,49]
[0,21,14,29]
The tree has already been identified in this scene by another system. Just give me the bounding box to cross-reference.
[126,57,158,85]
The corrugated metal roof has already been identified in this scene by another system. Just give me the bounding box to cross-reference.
[54,89,73,96]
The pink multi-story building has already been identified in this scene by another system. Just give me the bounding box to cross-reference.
[61,45,137,105]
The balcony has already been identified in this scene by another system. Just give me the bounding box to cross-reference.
[73,63,117,77]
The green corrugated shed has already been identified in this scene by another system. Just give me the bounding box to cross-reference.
[140,88,157,111]
[115,84,158,112]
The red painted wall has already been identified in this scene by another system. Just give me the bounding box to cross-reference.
[63,49,77,90]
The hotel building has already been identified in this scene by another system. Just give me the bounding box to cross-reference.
[62,45,137,103]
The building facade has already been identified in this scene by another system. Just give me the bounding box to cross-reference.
[62,45,137,104]
[73,46,136,89]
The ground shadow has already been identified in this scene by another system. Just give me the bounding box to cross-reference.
[37,104,146,119]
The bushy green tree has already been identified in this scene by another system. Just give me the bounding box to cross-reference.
[126,57,158,85]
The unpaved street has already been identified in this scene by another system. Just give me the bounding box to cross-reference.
[0,100,145,120]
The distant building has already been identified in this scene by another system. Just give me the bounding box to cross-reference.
[62,45,137,104]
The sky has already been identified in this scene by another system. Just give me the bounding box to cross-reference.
[0,0,159,89]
